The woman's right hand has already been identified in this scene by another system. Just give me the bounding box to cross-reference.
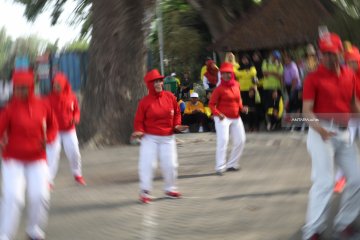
[318,127,336,141]
[219,113,225,120]
[131,131,144,139]
[174,125,189,133]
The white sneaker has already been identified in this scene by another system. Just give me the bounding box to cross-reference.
[199,126,204,133]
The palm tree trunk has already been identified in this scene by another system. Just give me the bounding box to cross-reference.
[78,0,156,145]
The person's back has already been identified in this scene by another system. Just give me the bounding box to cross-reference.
[164,75,178,96]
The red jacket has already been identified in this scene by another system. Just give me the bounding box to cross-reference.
[209,81,243,118]
[0,71,58,162]
[134,91,181,136]
[355,71,360,99]
[48,73,80,131]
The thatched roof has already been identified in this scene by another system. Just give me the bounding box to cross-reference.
[212,0,339,51]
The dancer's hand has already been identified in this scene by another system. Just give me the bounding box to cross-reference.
[174,125,189,133]
[241,106,249,114]
[41,139,46,149]
[131,131,144,139]
[318,128,336,141]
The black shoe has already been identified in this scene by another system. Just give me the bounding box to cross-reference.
[215,171,223,176]
[28,237,44,240]
[226,167,240,172]
[189,123,200,133]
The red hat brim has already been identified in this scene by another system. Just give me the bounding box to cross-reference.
[144,69,164,83]
[219,63,234,73]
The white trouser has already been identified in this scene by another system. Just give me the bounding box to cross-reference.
[302,126,360,239]
[0,159,50,240]
[348,118,360,144]
[138,134,178,192]
[214,116,246,172]
[46,129,82,184]
[335,118,360,181]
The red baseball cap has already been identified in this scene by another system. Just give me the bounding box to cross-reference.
[219,62,234,73]
[318,32,343,54]
[12,70,34,87]
[144,69,164,83]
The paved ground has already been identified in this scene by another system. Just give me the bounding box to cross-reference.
[12,131,360,240]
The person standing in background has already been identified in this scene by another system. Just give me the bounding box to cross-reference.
[224,52,241,80]
[203,59,221,90]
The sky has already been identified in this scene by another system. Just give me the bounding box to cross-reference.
[0,0,83,47]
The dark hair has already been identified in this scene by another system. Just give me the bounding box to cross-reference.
[206,89,213,95]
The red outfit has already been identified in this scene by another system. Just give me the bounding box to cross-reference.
[303,65,356,123]
[48,73,80,131]
[204,60,219,85]
[355,72,360,99]
[209,81,243,119]
[0,71,58,162]
[134,70,181,136]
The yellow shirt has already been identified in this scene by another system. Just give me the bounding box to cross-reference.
[238,66,257,91]
[184,101,205,115]
[262,61,284,90]
[204,106,212,117]
[200,65,207,81]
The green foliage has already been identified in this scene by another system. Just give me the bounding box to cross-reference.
[0,27,58,78]
[327,9,360,47]
[332,0,360,18]
[149,0,212,82]
[14,0,92,37]
[0,28,13,75]
[63,39,89,52]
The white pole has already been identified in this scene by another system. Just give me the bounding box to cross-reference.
[156,0,165,76]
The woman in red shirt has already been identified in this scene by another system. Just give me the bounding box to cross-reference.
[46,72,85,187]
[209,62,248,175]
[132,69,188,204]
[0,70,57,240]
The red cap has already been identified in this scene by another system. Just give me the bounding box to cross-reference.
[318,33,343,54]
[144,69,164,83]
[12,70,34,87]
[219,62,234,73]
[344,46,360,62]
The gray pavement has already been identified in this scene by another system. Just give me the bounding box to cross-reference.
[13,132,360,239]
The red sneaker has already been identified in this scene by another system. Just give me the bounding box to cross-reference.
[165,191,182,199]
[339,225,360,238]
[334,177,346,193]
[139,190,152,204]
[74,175,87,186]
[308,233,320,240]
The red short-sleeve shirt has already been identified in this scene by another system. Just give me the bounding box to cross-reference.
[303,65,355,113]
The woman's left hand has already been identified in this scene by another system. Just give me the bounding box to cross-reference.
[174,125,189,133]
[241,106,249,114]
